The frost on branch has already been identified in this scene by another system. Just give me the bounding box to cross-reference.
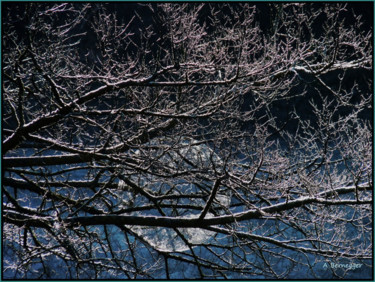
[2,2,372,279]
